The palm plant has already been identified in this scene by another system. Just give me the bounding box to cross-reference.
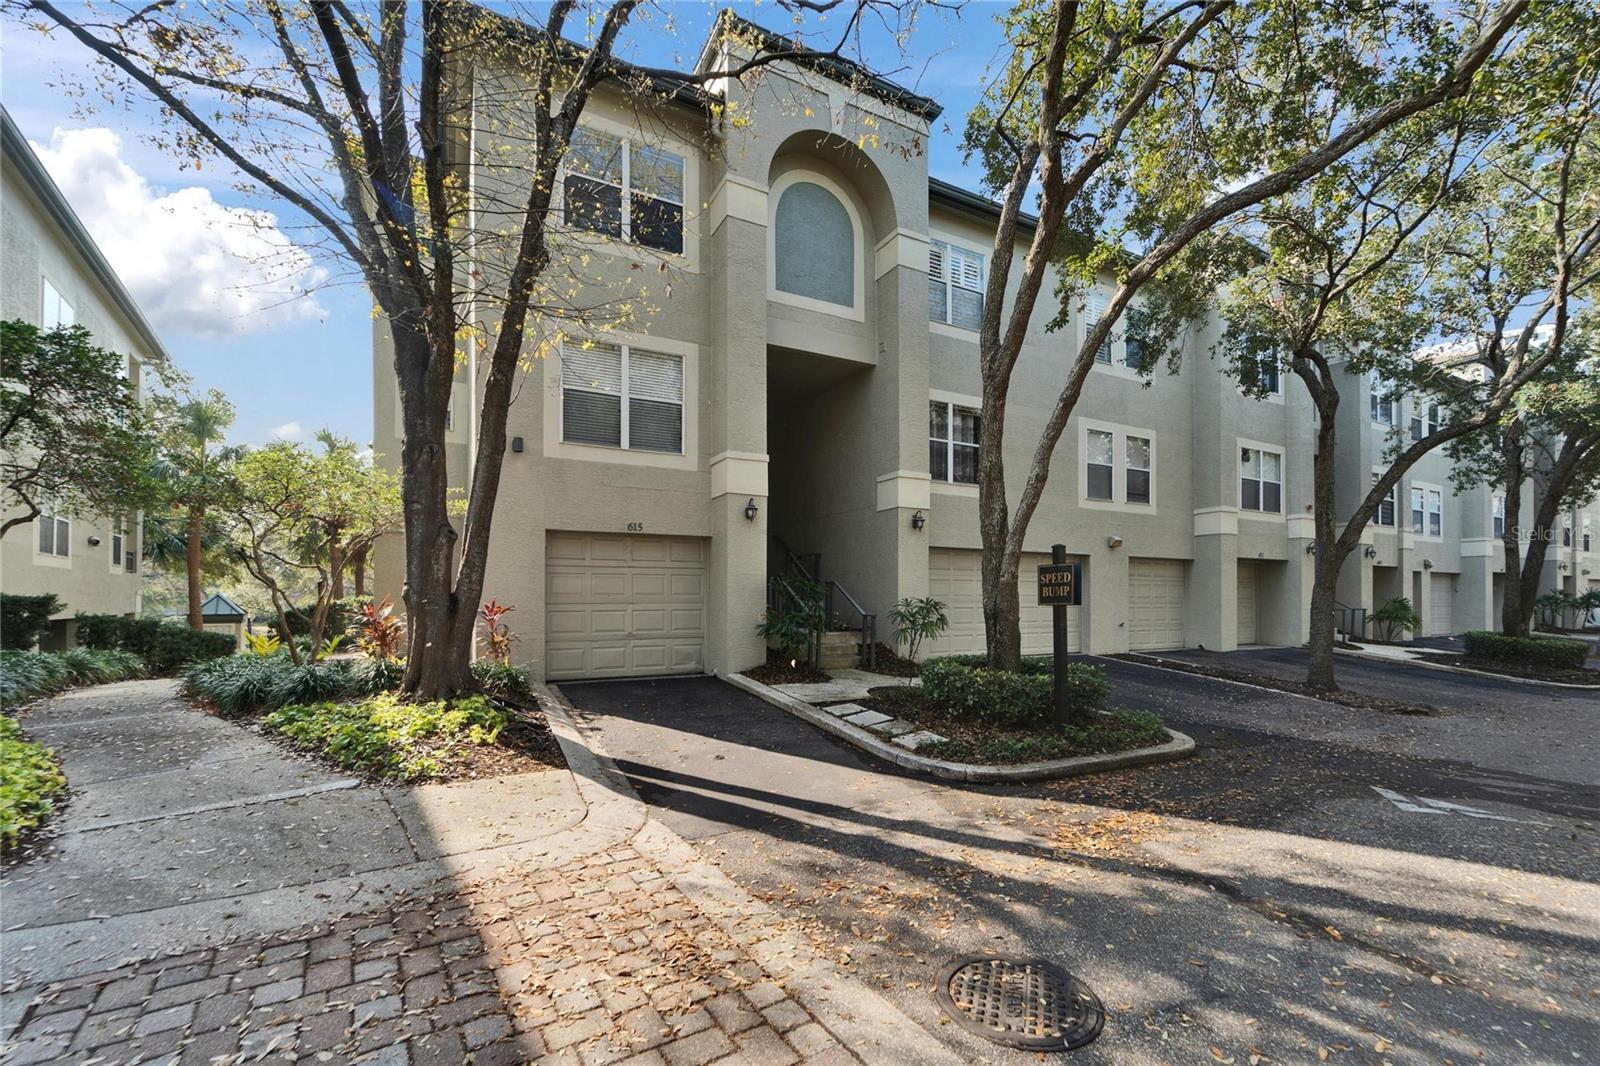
[150,392,243,630]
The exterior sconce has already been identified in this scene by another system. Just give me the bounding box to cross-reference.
[1558,561,1569,572]
[87,535,102,547]
[744,498,759,522]
[1305,542,1317,555]
[1422,559,1434,570]
[1363,545,1377,560]
[911,510,926,531]
[511,436,524,453]
[1106,535,1123,549]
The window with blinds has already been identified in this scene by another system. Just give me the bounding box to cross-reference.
[563,128,684,254]
[560,342,683,454]
[37,505,70,558]
[928,240,984,330]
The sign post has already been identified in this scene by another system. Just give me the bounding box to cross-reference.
[1036,545,1082,726]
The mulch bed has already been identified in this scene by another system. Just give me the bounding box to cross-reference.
[743,648,830,685]
[1113,652,1437,715]
[1412,652,1600,687]
[859,685,1169,765]
[858,643,921,677]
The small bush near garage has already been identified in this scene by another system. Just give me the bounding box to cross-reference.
[1463,630,1589,671]
[0,649,147,708]
[0,594,62,650]
[75,614,235,675]
[920,656,1110,727]
[0,714,67,851]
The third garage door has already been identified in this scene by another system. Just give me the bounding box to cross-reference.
[1237,560,1258,645]
[545,532,706,680]
[1129,558,1186,651]
[925,548,1080,658]
[1427,572,1456,637]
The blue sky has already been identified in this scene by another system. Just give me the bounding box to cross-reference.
[3,2,1009,447]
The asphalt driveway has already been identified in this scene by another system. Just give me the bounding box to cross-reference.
[562,667,1599,1065]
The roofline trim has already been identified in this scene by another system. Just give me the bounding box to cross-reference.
[2,107,170,365]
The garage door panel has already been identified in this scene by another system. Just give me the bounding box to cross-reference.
[1130,558,1185,651]
[925,548,1079,658]
[546,533,708,680]
[1237,562,1258,645]
[1428,574,1455,636]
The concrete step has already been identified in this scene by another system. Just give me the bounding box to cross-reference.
[818,630,863,670]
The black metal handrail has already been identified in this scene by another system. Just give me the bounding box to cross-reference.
[767,573,823,669]
[1334,601,1368,641]
[825,580,877,670]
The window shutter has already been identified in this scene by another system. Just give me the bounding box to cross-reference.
[952,247,982,291]
[1086,294,1109,363]
[928,241,947,282]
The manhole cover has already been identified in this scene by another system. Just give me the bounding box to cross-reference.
[935,955,1105,1051]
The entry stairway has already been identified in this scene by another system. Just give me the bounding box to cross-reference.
[767,537,878,671]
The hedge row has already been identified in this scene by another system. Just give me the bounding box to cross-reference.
[183,654,531,717]
[919,656,1110,728]
[1462,630,1589,671]
[74,614,236,675]
[0,648,147,707]
[0,594,62,650]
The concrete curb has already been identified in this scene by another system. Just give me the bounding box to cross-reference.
[541,684,965,1066]
[723,671,1195,783]
[1334,646,1600,690]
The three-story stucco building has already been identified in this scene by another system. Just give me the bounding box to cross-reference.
[370,11,1597,681]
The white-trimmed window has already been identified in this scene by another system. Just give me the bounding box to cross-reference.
[929,401,980,485]
[1369,373,1395,426]
[1412,486,1442,537]
[1373,473,1397,527]
[1492,494,1505,538]
[1125,436,1152,504]
[1244,352,1281,395]
[928,240,984,331]
[1409,400,1441,441]
[1240,447,1283,513]
[1562,522,1572,547]
[560,341,684,454]
[1084,293,1113,365]
[1583,523,1592,552]
[563,128,684,254]
[42,278,74,328]
[111,520,124,569]
[1086,429,1115,500]
[37,505,70,558]
[111,517,136,573]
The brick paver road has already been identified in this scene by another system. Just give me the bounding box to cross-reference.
[3,845,856,1066]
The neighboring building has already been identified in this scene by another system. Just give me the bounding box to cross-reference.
[165,593,250,652]
[370,11,1593,680]
[1,107,168,648]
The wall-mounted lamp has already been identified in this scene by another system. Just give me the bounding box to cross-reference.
[1558,561,1569,572]
[1305,542,1318,555]
[511,436,524,453]
[910,510,926,531]
[1422,559,1434,570]
[87,535,102,547]
[1363,545,1377,560]
[744,498,760,522]
[1106,535,1123,550]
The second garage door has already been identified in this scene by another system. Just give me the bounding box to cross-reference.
[1427,572,1455,636]
[1129,558,1186,651]
[1237,561,1258,645]
[545,532,706,680]
[925,548,1080,658]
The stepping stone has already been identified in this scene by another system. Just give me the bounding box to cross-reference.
[843,709,892,727]
[820,702,867,718]
[870,718,917,737]
[893,730,946,750]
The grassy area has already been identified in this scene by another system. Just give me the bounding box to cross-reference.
[865,685,1169,765]
[0,648,146,708]
[262,692,524,782]
[0,715,67,851]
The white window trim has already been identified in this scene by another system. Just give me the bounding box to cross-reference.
[559,344,684,455]
[1411,479,1444,540]
[543,330,698,471]
[1078,419,1158,513]
[1408,398,1442,440]
[556,115,700,273]
[41,276,74,329]
[1491,492,1506,539]
[927,231,987,339]
[1082,288,1143,379]
[928,390,981,496]
[1369,372,1396,427]
[110,518,125,574]
[767,168,866,322]
[35,508,71,568]
[1236,438,1286,520]
[1244,354,1286,405]
[1370,467,1399,528]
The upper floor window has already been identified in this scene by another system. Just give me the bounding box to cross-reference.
[1409,400,1441,441]
[928,240,984,331]
[929,401,979,485]
[1084,293,1113,365]
[1411,486,1442,537]
[1562,523,1572,547]
[564,128,684,254]
[1583,525,1592,552]
[42,278,74,329]
[1492,494,1505,538]
[773,179,854,309]
[560,341,683,454]
[1125,436,1152,504]
[1240,447,1282,513]
[1370,374,1395,426]
[37,505,70,558]
[1086,429,1115,500]
[1244,352,1281,396]
[1373,473,1397,527]
[110,517,137,573]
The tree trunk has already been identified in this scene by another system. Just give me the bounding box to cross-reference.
[330,538,345,600]
[1500,433,1529,637]
[186,506,204,630]
[1305,398,1342,691]
[352,545,368,598]
[978,415,1022,669]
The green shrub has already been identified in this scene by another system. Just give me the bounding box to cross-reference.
[0,715,67,849]
[1370,597,1422,642]
[0,649,145,707]
[1463,630,1589,671]
[919,657,1110,727]
[471,660,532,702]
[263,693,509,781]
[888,597,949,661]
[1,594,61,650]
[184,655,365,715]
[349,656,405,695]
[75,614,235,674]
[922,709,1167,764]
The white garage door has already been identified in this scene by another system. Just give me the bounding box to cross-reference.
[1129,558,1185,651]
[545,532,706,680]
[924,548,1080,658]
[1427,573,1455,636]
[1237,561,1258,645]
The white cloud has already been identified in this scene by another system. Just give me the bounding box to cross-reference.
[31,127,327,338]
[269,421,305,441]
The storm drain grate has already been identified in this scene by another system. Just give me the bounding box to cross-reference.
[935,955,1105,1051]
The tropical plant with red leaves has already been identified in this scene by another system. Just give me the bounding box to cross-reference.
[350,596,406,661]
[479,600,519,665]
